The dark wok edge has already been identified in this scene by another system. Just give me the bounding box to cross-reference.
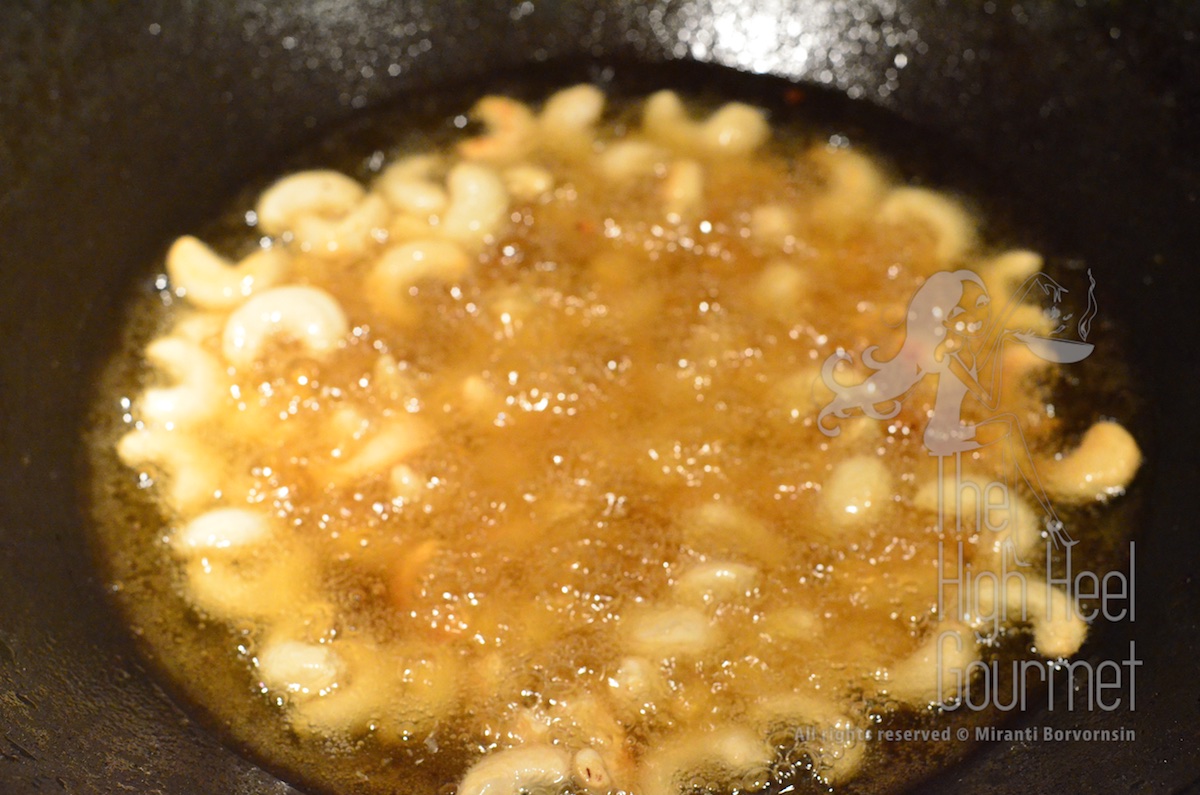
[1,2,1198,794]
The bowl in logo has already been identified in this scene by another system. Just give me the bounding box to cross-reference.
[1013,333,1095,364]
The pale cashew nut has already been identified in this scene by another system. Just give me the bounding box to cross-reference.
[257,639,342,696]
[325,416,430,487]
[540,84,605,133]
[643,91,769,156]
[503,164,555,201]
[287,640,385,738]
[881,622,979,707]
[167,310,227,347]
[222,285,349,367]
[255,170,366,236]
[1032,584,1090,658]
[441,162,510,248]
[915,474,1045,559]
[878,187,977,265]
[389,464,425,503]
[697,102,769,155]
[184,549,315,621]
[681,502,779,565]
[758,606,822,641]
[983,249,1043,305]
[672,561,760,606]
[378,153,439,182]
[456,746,571,795]
[370,239,471,291]
[291,193,390,257]
[661,159,704,218]
[599,140,667,183]
[288,640,460,740]
[974,577,1088,659]
[750,261,808,319]
[366,239,472,324]
[606,655,665,713]
[573,748,614,795]
[984,498,1045,562]
[377,154,449,215]
[140,336,228,428]
[822,454,893,528]
[539,84,606,156]
[640,727,771,795]
[642,90,694,151]
[626,605,719,658]
[809,145,889,228]
[166,236,287,310]
[116,428,222,513]
[457,96,537,165]
[913,468,989,518]
[748,203,795,245]
[1043,420,1142,503]
[173,508,272,553]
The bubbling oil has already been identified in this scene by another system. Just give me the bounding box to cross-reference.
[86,80,1141,795]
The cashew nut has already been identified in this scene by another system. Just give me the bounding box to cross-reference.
[173,508,272,553]
[139,336,228,428]
[457,96,537,165]
[1043,420,1142,503]
[222,285,349,367]
[440,162,510,248]
[456,746,571,795]
[166,236,287,310]
[255,170,366,236]
[257,639,342,696]
[116,428,222,513]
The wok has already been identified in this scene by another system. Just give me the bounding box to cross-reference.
[1,1,1198,793]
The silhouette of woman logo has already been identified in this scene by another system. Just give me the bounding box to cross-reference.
[817,268,1096,549]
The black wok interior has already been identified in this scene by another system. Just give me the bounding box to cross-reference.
[1,2,1198,793]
